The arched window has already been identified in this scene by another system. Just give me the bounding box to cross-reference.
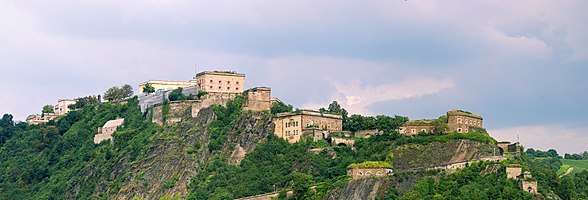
[366,172,372,176]
[457,128,462,133]
[376,171,382,175]
[358,172,363,176]
[457,118,462,124]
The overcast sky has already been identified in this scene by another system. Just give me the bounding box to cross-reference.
[1,0,586,153]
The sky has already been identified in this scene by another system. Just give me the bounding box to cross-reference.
[0,0,586,154]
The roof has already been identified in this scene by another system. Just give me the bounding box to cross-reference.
[404,119,436,125]
[103,118,124,129]
[196,71,246,77]
[246,87,271,91]
[348,161,393,169]
[447,110,483,119]
[275,109,343,119]
[139,80,192,85]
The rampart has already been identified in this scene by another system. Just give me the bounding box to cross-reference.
[148,89,270,125]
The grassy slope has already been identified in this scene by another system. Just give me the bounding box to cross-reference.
[561,159,588,176]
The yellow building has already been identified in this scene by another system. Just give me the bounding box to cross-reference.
[54,99,76,115]
[191,71,246,93]
[272,110,342,143]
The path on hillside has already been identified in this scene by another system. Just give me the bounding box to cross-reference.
[560,167,574,178]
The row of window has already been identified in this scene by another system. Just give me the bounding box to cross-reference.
[410,129,431,134]
[456,118,482,126]
[285,130,299,136]
[206,80,240,85]
[285,121,299,128]
[207,86,240,91]
[357,171,384,176]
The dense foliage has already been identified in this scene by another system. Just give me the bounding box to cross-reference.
[344,114,408,133]
[0,97,158,199]
[270,101,294,115]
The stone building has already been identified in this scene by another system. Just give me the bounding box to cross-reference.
[94,118,124,144]
[273,110,342,143]
[497,141,521,156]
[506,164,523,179]
[347,161,393,179]
[398,120,436,136]
[447,110,483,133]
[191,71,246,93]
[25,113,58,125]
[520,172,538,194]
[243,87,271,112]
[54,99,76,115]
[139,80,193,93]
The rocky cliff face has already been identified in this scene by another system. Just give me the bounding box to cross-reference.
[393,139,496,170]
[326,139,495,200]
[67,108,274,200]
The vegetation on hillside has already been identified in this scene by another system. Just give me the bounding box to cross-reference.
[0,97,158,199]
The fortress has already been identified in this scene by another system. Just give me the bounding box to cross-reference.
[272,110,343,143]
[399,110,484,136]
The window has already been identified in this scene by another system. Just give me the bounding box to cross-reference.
[457,128,462,133]
[218,86,221,89]
[411,129,416,134]
[210,80,213,83]
[209,86,213,89]
[376,171,382,175]
[421,129,427,132]
[286,131,290,136]
[219,80,222,84]
[236,87,239,90]
[294,130,299,135]
[457,118,462,124]
[358,172,363,176]
[228,81,231,84]
[227,87,230,90]
[236,82,240,85]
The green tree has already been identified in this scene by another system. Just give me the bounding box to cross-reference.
[104,84,134,102]
[270,101,293,115]
[291,172,312,200]
[42,105,54,114]
[168,87,188,101]
[143,83,155,94]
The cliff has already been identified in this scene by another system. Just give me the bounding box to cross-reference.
[326,139,496,200]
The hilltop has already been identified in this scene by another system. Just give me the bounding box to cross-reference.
[0,71,586,199]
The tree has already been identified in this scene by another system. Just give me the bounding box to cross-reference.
[168,87,188,101]
[270,101,293,115]
[291,172,312,200]
[70,95,100,109]
[143,83,155,94]
[121,84,134,98]
[548,149,559,158]
[104,84,134,102]
[0,114,13,127]
[42,105,54,114]
[327,101,342,113]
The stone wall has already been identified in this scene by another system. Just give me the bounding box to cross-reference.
[273,110,342,143]
[355,130,383,138]
[347,168,393,179]
[332,137,355,146]
[243,87,271,112]
[521,180,538,194]
[447,110,483,133]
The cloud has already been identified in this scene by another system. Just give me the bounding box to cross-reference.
[302,77,455,115]
[490,125,588,154]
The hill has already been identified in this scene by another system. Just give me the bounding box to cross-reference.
[1,97,587,199]
[561,159,588,176]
